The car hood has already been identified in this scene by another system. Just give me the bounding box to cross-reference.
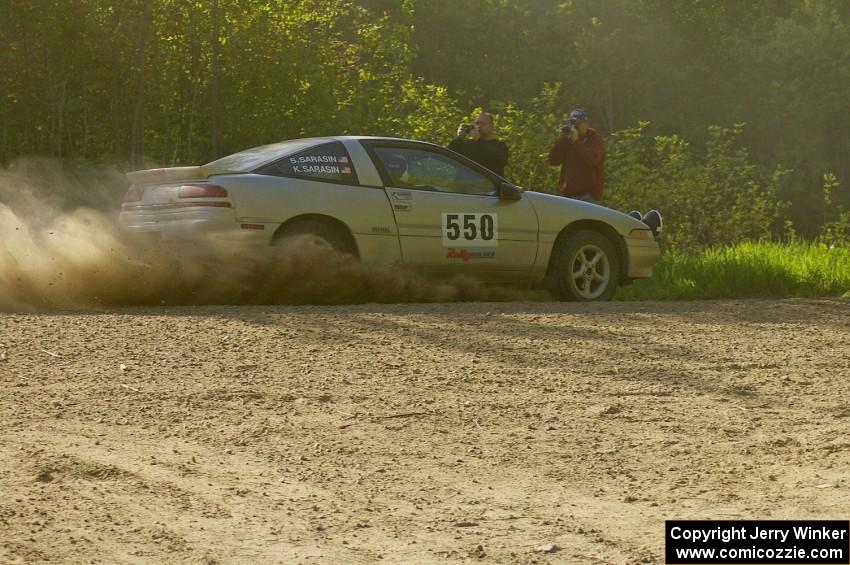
[522,190,648,235]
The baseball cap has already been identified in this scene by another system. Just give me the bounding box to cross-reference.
[568,108,590,122]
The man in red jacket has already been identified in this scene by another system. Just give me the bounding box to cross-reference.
[547,108,605,202]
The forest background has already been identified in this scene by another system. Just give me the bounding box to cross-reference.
[2,0,850,250]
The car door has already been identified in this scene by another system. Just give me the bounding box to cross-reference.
[364,141,538,273]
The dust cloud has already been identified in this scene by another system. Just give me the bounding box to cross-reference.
[0,159,529,311]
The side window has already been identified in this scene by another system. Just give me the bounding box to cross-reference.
[373,146,496,196]
[261,142,358,184]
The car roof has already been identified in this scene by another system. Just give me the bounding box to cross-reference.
[280,135,448,145]
[288,135,441,145]
[205,136,446,172]
[269,136,447,155]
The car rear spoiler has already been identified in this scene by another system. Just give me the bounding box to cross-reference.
[125,165,238,186]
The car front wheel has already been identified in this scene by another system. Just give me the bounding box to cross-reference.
[550,230,620,301]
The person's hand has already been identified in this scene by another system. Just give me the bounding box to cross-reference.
[456,123,469,138]
[558,125,579,143]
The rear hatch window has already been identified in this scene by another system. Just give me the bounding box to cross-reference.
[257,141,358,185]
[205,139,321,172]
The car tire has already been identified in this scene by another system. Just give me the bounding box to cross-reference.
[273,219,355,256]
[550,230,620,302]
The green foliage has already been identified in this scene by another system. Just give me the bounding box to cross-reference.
[0,0,448,166]
[819,173,850,246]
[3,0,850,247]
[497,84,565,191]
[617,241,850,300]
[497,113,789,251]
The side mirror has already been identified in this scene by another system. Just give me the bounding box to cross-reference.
[499,182,522,200]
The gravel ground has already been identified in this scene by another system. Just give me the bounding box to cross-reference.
[1,299,849,564]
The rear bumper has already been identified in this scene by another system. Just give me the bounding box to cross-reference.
[623,236,661,279]
[119,208,276,245]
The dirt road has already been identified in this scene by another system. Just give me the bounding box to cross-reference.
[1,299,849,564]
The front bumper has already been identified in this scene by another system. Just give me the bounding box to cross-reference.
[623,235,661,279]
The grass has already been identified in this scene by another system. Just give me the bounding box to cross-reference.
[616,241,850,300]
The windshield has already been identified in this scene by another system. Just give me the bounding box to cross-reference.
[205,139,321,172]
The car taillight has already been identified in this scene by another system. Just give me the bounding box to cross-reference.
[123,185,143,203]
[178,184,228,198]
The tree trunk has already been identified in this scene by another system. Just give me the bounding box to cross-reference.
[55,79,66,158]
[130,2,152,167]
[603,76,614,133]
[210,0,221,158]
[82,106,89,159]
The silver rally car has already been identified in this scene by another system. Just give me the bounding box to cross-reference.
[120,136,660,301]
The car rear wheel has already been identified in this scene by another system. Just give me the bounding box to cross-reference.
[550,230,620,301]
[273,219,355,256]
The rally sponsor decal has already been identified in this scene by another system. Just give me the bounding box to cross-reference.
[442,213,498,247]
[289,155,344,164]
[288,154,354,175]
[444,248,496,261]
[293,165,346,174]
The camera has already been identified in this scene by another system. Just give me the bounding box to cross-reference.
[460,123,475,134]
[560,119,577,135]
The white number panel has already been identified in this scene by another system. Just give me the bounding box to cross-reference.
[442,213,498,247]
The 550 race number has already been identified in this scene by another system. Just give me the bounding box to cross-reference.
[442,213,498,247]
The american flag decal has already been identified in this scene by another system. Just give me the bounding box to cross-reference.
[339,156,349,163]
[341,166,351,174]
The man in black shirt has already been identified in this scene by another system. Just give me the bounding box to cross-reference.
[448,112,509,177]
